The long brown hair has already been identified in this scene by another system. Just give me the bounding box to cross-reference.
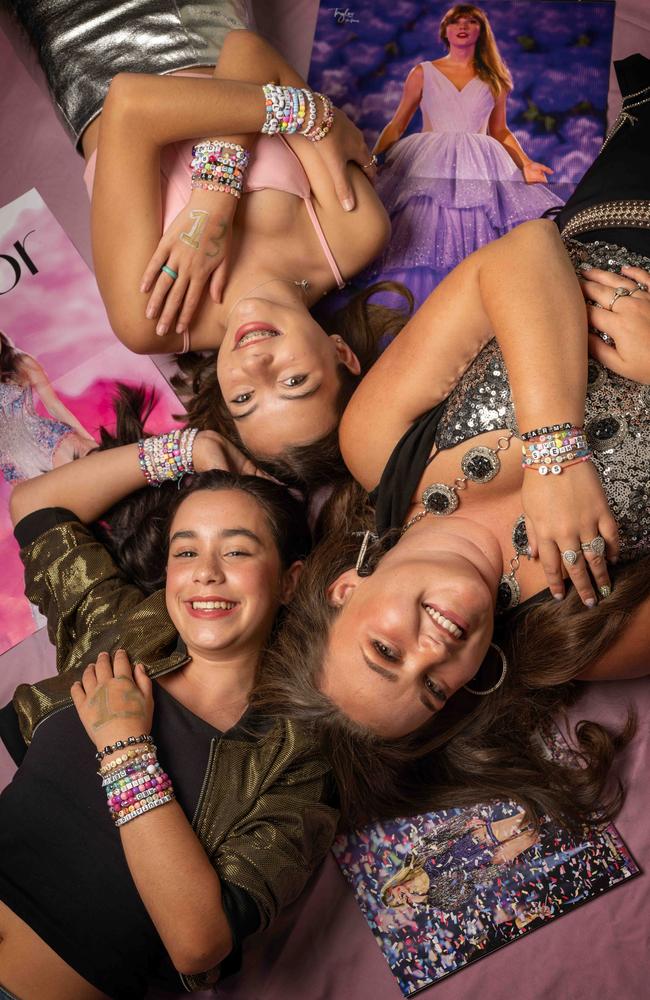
[172,282,414,492]
[439,4,512,97]
[0,331,23,383]
[254,524,643,830]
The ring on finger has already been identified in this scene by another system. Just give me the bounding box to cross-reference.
[580,535,606,557]
[362,153,379,170]
[599,584,612,599]
[607,286,631,311]
[629,285,647,298]
[161,264,179,281]
[562,548,580,567]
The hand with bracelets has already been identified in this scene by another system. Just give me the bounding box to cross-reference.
[141,155,243,339]
[520,423,620,605]
[579,263,650,382]
[71,650,154,768]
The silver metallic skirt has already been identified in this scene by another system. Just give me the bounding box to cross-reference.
[19,1,253,147]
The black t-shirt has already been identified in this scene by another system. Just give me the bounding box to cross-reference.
[0,680,259,998]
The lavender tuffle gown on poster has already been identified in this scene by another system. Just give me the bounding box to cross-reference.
[375,62,564,303]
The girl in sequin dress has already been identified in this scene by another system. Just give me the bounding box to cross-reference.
[371,4,563,304]
[0,333,95,483]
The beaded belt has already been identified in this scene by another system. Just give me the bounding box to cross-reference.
[560,200,650,240]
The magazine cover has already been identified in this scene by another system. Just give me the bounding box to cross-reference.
[0,189,185,656]
[332,727,640,996]
[309,0,615,306]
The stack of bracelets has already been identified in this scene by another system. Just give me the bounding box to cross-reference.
[261,83,334,142]
[138,428,198,486]
[521,422,592,476]
[190,140,250,198]
[97,735,175,828]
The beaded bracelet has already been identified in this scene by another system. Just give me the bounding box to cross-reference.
[102,747,175,827]
[137,428,198,486]
[98,744,156,776]
[306,93,334,144]
[190,141,250,198]
[261,84,334,142]
[523,453,592,476]
[521,421,576,442]
[95,732,153,762]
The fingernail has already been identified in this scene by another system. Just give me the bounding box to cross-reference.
[578,264,592,272]
[146,307,155,319]
[525,545,533,559]
[140,282,149,293]
[611,555,619,564]
[585,598,596,608]
[553,592,564,601]
[176,323,185,334]
[156,323,167,336]
[342,197,354,212]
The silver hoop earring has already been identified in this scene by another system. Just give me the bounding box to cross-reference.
[464,642,508,696]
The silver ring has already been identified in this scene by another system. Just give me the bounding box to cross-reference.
[629,285,646,298]
[580,535,606,557]
[607,286,631,311]
[562,548,580,567]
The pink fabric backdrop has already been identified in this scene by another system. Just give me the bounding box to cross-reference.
[0,3,648,998]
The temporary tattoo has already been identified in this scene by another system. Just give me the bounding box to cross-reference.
[89,682,144,731]
[180,209,209,250]
[205,221,228,259]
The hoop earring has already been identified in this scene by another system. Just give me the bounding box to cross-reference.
[464,642,508,696]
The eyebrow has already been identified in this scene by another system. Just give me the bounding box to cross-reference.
[231,383,323,421]
[170,527,262,544]
[361,651,438,714]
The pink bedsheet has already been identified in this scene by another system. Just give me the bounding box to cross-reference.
[1,3,649,998]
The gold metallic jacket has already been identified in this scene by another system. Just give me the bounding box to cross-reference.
[12,518,338,991]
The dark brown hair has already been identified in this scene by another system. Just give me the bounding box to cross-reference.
[0,331,23,383]
[172,282,414,492]
[92,385,311,593]
[254,525,643,830]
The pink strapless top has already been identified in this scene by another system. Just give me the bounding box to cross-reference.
[83,85,345,290]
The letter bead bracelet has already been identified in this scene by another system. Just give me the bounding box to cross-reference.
[521,425,592,476]
[100,744,176,828]
[190,141,250,198]
[137,428,198,486]
[261,84,334,142]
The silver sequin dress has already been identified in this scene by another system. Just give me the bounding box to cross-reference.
[14,0,252,147]
[434,240,650,561]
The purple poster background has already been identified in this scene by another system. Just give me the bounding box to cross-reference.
[310,0,615,200]
[0,189,184,655]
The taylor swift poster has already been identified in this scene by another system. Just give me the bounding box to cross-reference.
[310,1,615,305]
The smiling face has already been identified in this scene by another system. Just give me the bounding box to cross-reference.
[165,488,293,660]
[442,9,483,49]
[320,521,498,737]
[216,295,360,457]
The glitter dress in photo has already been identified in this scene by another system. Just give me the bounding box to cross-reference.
[0,381,77,483]
[374,62,563,303]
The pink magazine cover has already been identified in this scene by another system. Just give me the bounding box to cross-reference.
[0,188,185,655]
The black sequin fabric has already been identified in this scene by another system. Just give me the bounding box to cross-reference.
[434,240,650,561]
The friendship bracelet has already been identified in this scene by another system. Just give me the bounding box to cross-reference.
[98,745,157,776]
[261,84,335,142]
[523,453,592,476]
[521,422,577,442]
[190,141,250,198]
[115,793,176,827]
[95,733,153,762]
[138,428,198,486]
[306,93,335,143]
